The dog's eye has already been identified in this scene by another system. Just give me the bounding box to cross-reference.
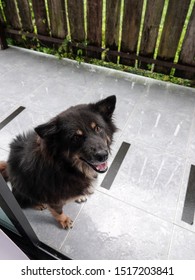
[72,129,84,141]
[91,122,102,133]
[73,134,84,141]
[95,125,102,133]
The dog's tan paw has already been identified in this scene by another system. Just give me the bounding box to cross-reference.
[59,215,73,230]
[75,195,87,203]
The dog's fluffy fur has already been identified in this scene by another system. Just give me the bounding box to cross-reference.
[0,95,117,228]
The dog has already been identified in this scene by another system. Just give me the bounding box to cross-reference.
[0,95,117,229]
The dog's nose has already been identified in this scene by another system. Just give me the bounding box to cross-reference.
[95,150,108,162]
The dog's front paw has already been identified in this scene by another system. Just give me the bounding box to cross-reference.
[75,195,87,203]
[59,215,73,230]
[34,204,47,211]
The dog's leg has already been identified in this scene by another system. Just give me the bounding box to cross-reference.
[0,161,9,181]
[75,186,94,203]
[48,204,73,229]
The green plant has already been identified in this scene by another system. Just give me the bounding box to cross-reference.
[75,49,84,64]
[5,35,192,88]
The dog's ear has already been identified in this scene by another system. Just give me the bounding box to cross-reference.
[94,95,116,119]
[34,118,61,138]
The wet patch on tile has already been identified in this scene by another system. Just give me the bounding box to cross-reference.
[122,105,192,156]
[61,191,173,259]
[105,142,185,222]
[22,79,89,114]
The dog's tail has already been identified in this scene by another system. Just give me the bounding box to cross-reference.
[0,161,9,181]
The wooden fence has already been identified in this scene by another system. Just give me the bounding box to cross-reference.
[0,0,195,81]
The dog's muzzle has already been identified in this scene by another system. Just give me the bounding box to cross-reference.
[80,158,108,173]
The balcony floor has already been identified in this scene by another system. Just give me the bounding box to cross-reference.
[1,46,195,259]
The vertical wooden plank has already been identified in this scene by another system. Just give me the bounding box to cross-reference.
[47,0,67,39]
[105,0,121,63]
[2,0,21,29]
[175,5,195,80]
[16,0,33,32]
[67,0,85,42]
[1,0,21,44]
[0,20,8,49]
[120,0,144,66]
[31,0,50,36]
[87,0,102,59]
[155,0,191,74]
[139,0,165,69]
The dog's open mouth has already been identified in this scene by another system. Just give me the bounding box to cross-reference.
[80,158,108,173]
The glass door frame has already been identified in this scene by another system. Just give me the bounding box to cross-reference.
[0,174,71,260]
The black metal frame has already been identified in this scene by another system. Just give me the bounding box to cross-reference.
[0,174,71,259]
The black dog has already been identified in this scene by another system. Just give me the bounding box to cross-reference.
[0,95,117,229]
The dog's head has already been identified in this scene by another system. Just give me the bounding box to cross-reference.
[34,95,117,175]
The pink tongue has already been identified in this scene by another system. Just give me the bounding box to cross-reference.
[95,162,108,171]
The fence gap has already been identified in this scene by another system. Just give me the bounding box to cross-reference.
[44,0,51,36]
[64,0,71,41]
[14,0,22,29]
[136,0,147,68]
[83,0,87,42]
[28,0,37,35]
[117,0,124,64]
[101,0,106,60]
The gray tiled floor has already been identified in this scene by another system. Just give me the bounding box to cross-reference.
[1,46,195,259]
